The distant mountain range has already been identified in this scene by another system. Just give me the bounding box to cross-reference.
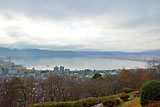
[0,47,160,59]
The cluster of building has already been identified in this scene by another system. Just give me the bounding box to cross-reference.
[0,57,122,79]
[53,66,70,73]
[2,56,158,79]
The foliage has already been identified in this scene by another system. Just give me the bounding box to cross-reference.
[119,70,131,79]
[120,93,129,101]
[140,80,160,106]
[92,73,102,79]
[30,93,122,107]
[102,98,120,107]
[128,91,140,96]
[134,91,140,97]
[30,91,139,107]
[123,87,134,93]
[30,97,101,107]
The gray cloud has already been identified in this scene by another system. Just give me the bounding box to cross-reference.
[0,0,160,51]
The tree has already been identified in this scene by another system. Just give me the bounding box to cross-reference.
[119,70,131,79]
[92,73,102,79]
[0,78,24,107]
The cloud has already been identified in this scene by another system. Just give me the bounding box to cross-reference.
[0,0,160,52]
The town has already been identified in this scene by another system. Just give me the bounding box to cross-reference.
[0,56,147,79]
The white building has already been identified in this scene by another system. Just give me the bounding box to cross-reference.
[9,69,17,74]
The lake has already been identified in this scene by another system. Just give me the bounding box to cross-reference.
[12,57,147,70]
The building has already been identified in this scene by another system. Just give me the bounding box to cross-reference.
[0,68,3,74]
[65,69,70,72]
[54,66,59,72]
[60,66,64,72]
[9,69,17,74]
[15,66,26,74]
[30,72,36,77]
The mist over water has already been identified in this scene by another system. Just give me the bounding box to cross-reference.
[12,57,147,70]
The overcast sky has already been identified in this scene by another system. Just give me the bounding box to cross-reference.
[0,0,160,52]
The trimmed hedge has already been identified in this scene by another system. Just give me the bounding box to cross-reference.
[30,91,139,107]
[140,80,160,106]
[102,98,120,107]
[123,87,134,93]
[120,93,129,101]
[30,97,100,107]
[134,91,140,97]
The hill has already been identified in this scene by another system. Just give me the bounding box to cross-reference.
[0,47,159,59]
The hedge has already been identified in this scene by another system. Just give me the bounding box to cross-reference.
[122,87,134,93]
[102,98,120,107]
[30,91,139,107]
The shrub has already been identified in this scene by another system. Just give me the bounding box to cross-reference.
[92,73,102,79]
[120,93,129,101]
[140,80,160,106]
[73,97,101,107]
[134,91,140,97]
[128,90,140,96]
[102,99,120,107]
[123,87,134,93]
[30,91,138,107]
[30,97,101,107]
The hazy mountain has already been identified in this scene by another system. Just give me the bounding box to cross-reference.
[0,47,159,58]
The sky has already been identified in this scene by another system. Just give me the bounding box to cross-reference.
[0,0,160,52]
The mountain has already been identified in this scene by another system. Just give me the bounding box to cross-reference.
[138,50,160,56]
[0,47,160,58]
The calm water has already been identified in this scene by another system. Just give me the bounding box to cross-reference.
[12,57,147,70]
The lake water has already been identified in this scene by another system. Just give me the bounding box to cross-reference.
[12,57,147,70]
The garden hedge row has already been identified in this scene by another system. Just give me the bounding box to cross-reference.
[30,91,139,107]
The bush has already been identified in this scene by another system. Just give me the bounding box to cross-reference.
[30,97,101,107]
[120,93,129,101]
[123,88,134,93]
[30,91,138,107]
[92,73,102,79]
[73,97,101,107]
[128,90,140,96]
[102,99,120,107]
[140,80,160,106]
[134,91,140,97]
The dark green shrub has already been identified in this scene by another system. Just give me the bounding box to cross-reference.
[92,73,102,79]
[123,87,134,93]
[120,93,129,101]
[102,99,120,107]
[141,80,160,106]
